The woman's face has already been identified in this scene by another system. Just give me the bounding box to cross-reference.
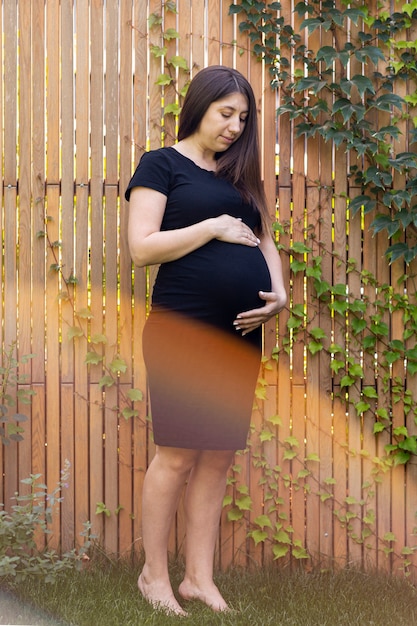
[194,92,249,153]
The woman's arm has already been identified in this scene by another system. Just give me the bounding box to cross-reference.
[128,186,261,267]
[233,232,287,336]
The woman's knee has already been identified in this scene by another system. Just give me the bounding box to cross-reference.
[155,446,200,475]
[198,450,235,473]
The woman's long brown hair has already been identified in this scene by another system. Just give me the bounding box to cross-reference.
[178,65,272,235]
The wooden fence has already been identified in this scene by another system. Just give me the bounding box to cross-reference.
[1,0,417,578]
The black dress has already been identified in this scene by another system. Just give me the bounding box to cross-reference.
[125,147,271,450]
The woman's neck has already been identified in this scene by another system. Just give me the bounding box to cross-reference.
[173,138,217,171]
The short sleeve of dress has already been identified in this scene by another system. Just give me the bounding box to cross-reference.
[125,149,173,201]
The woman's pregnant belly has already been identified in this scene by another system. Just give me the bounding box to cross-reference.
[152,240,272,327]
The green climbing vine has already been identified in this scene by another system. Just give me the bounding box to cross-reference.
[37,212,143,422]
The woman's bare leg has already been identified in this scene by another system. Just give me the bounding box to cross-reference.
[178,449,235,611]
[138,445,199,616]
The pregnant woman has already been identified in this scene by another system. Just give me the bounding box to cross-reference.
[126,65,287,616]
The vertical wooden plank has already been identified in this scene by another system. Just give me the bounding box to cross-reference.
[31,0,46,386]
[191,0,205,73]
[289,0,308,567]
[89,385,104,545]
[60,0,75,386]
[31,384,46,549]
[17,0,32,503]
[118,385,133,556]
[149,0,164,149]
[208,0,221,65]
[220,0,234,67]
[275,0,293,564]
[0,3,3,503]
[45,187,62,548]
[276,186,292,567]
[17,0,32,382]
[3,0,19,508]
[61,384,75,553]
[90,0,104,383]
[119,0,135,557]
[304,13,321,559]
[103,185,119,555]
[346,191,364,568]
[162,4,177,147]
[132,0,150,557]
[45,0,62,547]
[305,185,321,566]
[333,146,349,568]
[60,0,76,551]
[73,0,90,539]
[17,388,32,493]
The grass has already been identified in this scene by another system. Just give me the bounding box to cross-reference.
[2,553,417,626]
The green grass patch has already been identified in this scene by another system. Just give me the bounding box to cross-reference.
[3,553,417,625]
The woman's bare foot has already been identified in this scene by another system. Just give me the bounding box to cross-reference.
[178,578,230,612]
[138,571,188,617]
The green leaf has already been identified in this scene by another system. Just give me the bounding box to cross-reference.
[348,195,376,216]
[399,436,417,454]
[290,259,307,274]
[393,426,408,437]
[351,318,367,335]
[222,494,233,507]
[155,73,172,85]
[164,103,181,115]
[90,334,107,345]
[355,401,371,415]
[121,407,138,420]
[383,532,396,543]
[305,453,320,462]
[109,357,127,374]
[98,375,115,389]
[316,45,337,69]
[127,388,143,402]
[285,435,299,448]
[267,414,282,426]
[95,502,111,517]
[354,45,385,65]
[168,55,188,70]
[76,308,94,319]
[292,545,309,559]
[227,507,244,521]
[308,340,323,355]
[350,74,375,98]
[67,326,84,340]
[163,28,180,40]
[254,514,273,530]
[250,529,268,545]
[260,428,275,442]
[310,327,326,340]
[235,495,252,511]
[283,449,297,460]
[272,544,289,559]
[150,45,168,58]
[362,386,378,399]
[274,529,292,544]
[85,351,104,365]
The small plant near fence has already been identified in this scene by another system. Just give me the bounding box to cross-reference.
[0,342,35,446]
[0,460,94,584]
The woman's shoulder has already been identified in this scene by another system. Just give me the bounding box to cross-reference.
[125,148,177,200]
[140,146,177,165]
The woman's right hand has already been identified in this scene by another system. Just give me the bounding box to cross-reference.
[211,214,260,247]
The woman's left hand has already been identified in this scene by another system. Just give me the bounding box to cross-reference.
[233,290,286,336]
